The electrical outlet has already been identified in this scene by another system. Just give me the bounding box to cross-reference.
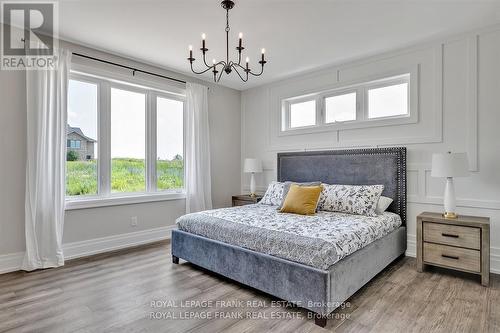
[131,216,138,227]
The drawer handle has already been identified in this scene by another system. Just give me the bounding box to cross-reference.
[441,233,459,238]
[442,254,459,260]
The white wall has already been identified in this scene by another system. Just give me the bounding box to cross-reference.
[241,25,500,272]
[0,36,241,270]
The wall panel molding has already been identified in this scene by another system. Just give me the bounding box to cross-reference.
[466,34,479,171]
[264,43,445,152]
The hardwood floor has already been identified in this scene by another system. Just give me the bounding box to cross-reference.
[0,240,498,333]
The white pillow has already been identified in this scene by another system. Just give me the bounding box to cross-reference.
[317,184,384,216]
[375,196,393,215]
[260,181,285,206]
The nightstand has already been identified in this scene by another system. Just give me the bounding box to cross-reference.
[232,194,262,207]
[417,212,490,286]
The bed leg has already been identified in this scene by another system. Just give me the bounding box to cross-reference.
[314,315,327,327]
[172,255,179,264]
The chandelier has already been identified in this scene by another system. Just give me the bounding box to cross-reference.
[187,0,267,82]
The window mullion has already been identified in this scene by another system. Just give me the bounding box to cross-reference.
[358,87,366,121]
[317,96,324,126]
[99,80,111,196]
[146,92,157,193]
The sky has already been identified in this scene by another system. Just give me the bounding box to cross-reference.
[68,80,183,160]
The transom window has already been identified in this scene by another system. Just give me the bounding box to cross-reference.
[289,100,316,129]
[281,73,410,133]
[66,72,185,200]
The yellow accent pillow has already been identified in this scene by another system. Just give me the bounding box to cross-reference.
[279,184,322,215]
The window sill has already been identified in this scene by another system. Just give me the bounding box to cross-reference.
[65,192,186,210]
[279,114,416,137]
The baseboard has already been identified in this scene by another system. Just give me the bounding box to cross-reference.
[63,225,176,259]
[0,252,25,275]
[0,225,176,274]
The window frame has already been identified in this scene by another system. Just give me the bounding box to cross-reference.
[65,70,186,210]
[321,88,359,125]
[283,95,319,130]
[279,72,414,136]
[365,77,409,120]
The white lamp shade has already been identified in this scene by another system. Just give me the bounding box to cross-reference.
[244,158,263,173]
[431,152,470,178]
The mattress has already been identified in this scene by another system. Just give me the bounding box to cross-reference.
[176,204,402,270]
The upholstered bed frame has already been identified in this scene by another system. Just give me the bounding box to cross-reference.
[171,147,407,327]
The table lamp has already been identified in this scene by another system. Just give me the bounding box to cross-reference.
[244,158,262,197]
[431,152,470,219]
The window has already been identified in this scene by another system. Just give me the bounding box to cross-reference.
[111,88,146,193]
[325,92,356,123]
[281,73,411,133]
[367,82,408,119]
[157,97,184,191]
[289,100,316,128]
[67,140,81,149]
[66,72,185,204]
[66,80,98,196]
[67,139,82,148]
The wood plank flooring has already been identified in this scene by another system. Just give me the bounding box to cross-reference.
[0,240,498,333]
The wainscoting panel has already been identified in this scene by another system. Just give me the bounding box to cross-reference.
[241,25,500,277]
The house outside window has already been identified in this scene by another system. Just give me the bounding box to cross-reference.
[66,127,95,160]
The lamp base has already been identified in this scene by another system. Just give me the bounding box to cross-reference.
[443,177,457,219]
[249,193,256,198]
[443,212,458,219]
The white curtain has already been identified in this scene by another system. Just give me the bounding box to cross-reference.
[185,83,212,213]
[22,48,72,271]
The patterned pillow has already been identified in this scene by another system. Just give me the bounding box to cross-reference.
[260,181,285,206]
[317,184,384,216]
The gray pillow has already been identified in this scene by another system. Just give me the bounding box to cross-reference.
[278,181,322,209]
[375,196,393,215]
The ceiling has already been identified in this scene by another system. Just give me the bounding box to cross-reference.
[57,0,500,90]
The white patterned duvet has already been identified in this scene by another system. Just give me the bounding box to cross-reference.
[176,203,402,270]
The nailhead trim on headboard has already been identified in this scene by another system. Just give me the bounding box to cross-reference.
[277,147,407,225]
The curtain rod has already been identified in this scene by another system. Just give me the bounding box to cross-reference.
[72,52,187,85]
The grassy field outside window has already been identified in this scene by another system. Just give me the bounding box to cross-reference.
[66,158,183,196]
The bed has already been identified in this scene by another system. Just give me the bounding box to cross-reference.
[171,147,407,327]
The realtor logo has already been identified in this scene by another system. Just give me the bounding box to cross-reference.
[1,1,58,70]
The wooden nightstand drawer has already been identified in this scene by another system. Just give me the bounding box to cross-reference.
[423,242,480,273]
[233,199,252,206]
[423,222,480,250]
[232,195,263,207]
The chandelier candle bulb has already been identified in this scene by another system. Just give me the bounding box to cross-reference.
[238,33,242,48]
[201,33,206,51]
[261,48,265,62]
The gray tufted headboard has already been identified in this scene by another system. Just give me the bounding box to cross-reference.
[277,147,407,225]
